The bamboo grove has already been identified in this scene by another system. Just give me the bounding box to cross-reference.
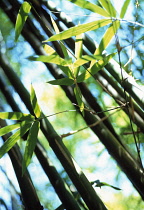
[0,0,144,209]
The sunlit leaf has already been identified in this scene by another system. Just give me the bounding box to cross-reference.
[74,86,84,112]
[67,0,110,17]
[74,33,83,77]
[0,121,31,158]
[42,45,74,78]
[0,123,21,137]
[50,15,60,34]
[95,21,120,56]
[73,54,103,68]
[30,84,41,118]
[22,121,40,175]
[51,15,70,59]
[44,19,112,42]
[120,0,131,19]
[0,112,34,121]
[47,78,74,86]
[98,0,117,17]
[28,55,72,66]
[15,1,31,42]
[77,53,116,82]
[90,20,120,68]
[43,44,57,55]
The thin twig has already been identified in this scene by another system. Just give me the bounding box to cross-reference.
[61,109,120,138]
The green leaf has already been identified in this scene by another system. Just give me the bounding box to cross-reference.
[0,121,31,158]
[50,15,69,59]
[28,55,72,66]
[50,15,60,34]
[43,44,57,55]
[67,0,110,17]
[15,1,31,42]
[0,112,34,121]
[120,0,131,19]
[59,65,74,79]
[90,20,120,68]
[77,53,116,82]
[73,54,103,68]
[74,33,83,77]
[47,78,74,86]
[44,19,112,42]
[22,121,40,175]
[93,180,121,190]
[94,21,120,56]
[98,0,117,17]
[0,123,21,137]
[30,84,41,118]
[42,45,74,79]
[74,86,84,112]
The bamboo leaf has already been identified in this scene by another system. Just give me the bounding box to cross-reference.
[22,121,40,175]
[28,55,72,66]
[120,0,131,19]
[0,121,31,158]
[50,15,60,34]
[0,123,21,137]
[44,19,112,42]
[93,180,121,190]
[90,20,120,68]
[30,84,41,118]
[59,65,74,79]
[0,112,34,121]
[67,0,110,17]
[74,86,84,112]
[94,21,120,56]
[73,54,103,68]
[43,45,74,79]
[43,44,57,55]
[98,0,117,17]
[75,33,83,59]
[77,53,116,82]
[74,33,83,77]
[50,15,69,59]
[15,1,31,42]
[47,78,74,86]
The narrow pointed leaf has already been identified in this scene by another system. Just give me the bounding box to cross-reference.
[47,78,74,86]
[44,19,112,42]
[73,54,103,68]
[31,85,41,118]
[50,15,60,34]
[98,182,121,190]
[15,1,31,42]
[0,123,21,137]
[22,121,40,175]
[43,44,57,55]
[74,33,83,77]
[28,55,72,66]
[95,21,120,56]
[74,86,84,112]
[77,53,116,82]
[59,65,74,79]
[120,0,131,19]
[98,0,117,17]
[0,112,34,121]
[67,0,110,17]
[90,20,120,68]
[51,15,70,59]
[0,121,31,158]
